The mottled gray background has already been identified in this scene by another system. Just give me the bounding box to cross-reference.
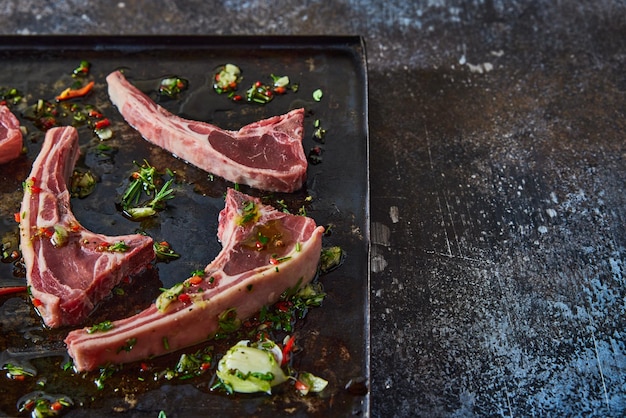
[1,1,626,417]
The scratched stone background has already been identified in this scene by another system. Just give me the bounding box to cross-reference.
[1,0,625,416]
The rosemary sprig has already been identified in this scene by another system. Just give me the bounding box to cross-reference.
[121,160,175,220]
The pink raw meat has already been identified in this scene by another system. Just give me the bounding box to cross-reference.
[0,105,23,164]
[107,70,307,193]
[65,188,324,371]
[19,126,155,328]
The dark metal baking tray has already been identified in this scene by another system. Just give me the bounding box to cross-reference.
[0,36,369,417]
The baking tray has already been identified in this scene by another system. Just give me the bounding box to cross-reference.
[0,36,369,417]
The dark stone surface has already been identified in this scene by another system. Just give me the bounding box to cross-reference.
[1,1,626,416]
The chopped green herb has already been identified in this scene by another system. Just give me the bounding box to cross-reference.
[117,337,137,353]
[320,246,344,273]
[154,241,180,261]
[159,76,189,98]
[87,320,114,334]
[218,307,241,334]
[312,88,323,101]
[121,160,176,220]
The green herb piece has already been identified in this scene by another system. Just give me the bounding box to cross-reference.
[4,363,35,379]
[320,246,343,273]
[87,320,114,334]
[156,283,184,312]
[100,241,130,253]
[213,64,242,94]
[0,86,22,105]
[246,81,274,104]
[117,337,137,353]
[50,225,69,248]
[94,365,117,390]
[154,241,180,261]
[218,307,241,334]
[312,89,323,101]
[159,76,189,98]
[72,60,91,77]
[70,170,97,198]
[237,201,258,225]
[120,160,176,220]
[296,371,329,395]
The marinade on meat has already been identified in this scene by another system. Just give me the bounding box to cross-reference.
[65,188,324,371]
[19,126,155,328]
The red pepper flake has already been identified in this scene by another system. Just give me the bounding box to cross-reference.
[94,118,110,130]
[294,379,309,391]
[269,257,280,266]
[140,362,151,372]
[281,335,296,366]
[178,293,191,304]
[275,301,292,312]
[273,86,287,94]
[201,362,211,371]
[12,374,26,382]
[88,109,103,118]
[13,212,20,223]
[32,298,43,307]
[55,80,95,101]
[0,286,27,297]
[50,401,63,412]
[188,275,203,286]
[38,227,54,239]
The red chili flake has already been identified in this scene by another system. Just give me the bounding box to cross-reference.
[12,374,26,382]
[13,212,20,223]
[131,172,140,179]
[94,118,110,130]
[188,275,203,286]
[269,257,280,265]
[255,81,262,87]
[140,362,151,372]
[69,222,80,232]
[275,301,292,312]
[88,109,103,118]
[0,286,27,296]
[294,379,309,391]
[273,86,286,94]
[281,335,296,365]
[232,95,243,101]
[50,401,63,411]
[201,362,211,371]
[178,293,191,304]
[32,298,43,307]
[255,241,265,250]
[38,227,54,238]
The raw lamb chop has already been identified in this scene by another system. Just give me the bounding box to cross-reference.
[0,105,23,164]
[107,70,307,193]
[65,188,325,371]
[19,126,155,328]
